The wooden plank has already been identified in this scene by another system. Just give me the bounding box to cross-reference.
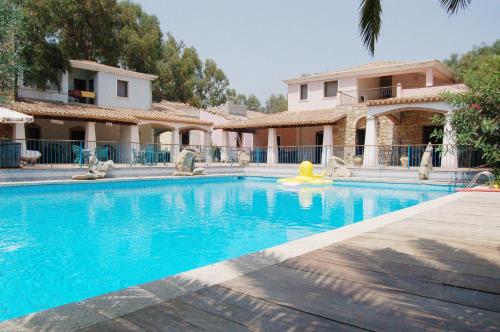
[303,249,500,294]
[220,264,500,332]
[279,255,500,313]
[337,234,500,264]
[79,317,143,332]
[118,303,204,331]
[350,231,500,250]
[410,212,500,227]
[177,286,362,332]
[371,225,500,245]
[381,220,500,242]
[322,244,500,279]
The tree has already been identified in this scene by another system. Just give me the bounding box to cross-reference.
[443,40,500,82]
[0,0,24,103]
[198,59,230,108]
[153,33,204,106]
[265,94,287,113]
[116,1,163,74]
[434,55,500,179]
[245,95,261,111]
[358,0,471,55]
[227,89,248,106]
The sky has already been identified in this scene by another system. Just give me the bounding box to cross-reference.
[135,0,499,102]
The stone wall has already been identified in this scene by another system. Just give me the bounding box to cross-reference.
[0,124,12,139]
[338,104,368,164]
[397,111,436,145]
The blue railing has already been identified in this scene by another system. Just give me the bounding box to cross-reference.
[0,139,487,169]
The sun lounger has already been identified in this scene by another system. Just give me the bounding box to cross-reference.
[21,150,42,166]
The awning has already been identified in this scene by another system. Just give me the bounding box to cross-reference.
[0,107,34,124]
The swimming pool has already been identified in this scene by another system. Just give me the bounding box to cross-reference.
[0,176,454,321]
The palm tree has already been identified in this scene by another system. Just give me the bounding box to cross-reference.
[359,0,472,56]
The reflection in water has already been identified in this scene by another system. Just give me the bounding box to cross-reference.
[0,178,451,321]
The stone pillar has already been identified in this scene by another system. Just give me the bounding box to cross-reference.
[363,115,378,167]
[172,127,180,161]
[267,128,278,164]
[84,122,96,153]
[221,130,230,162]
[396,83,402,98]
[13,123,26,156]
[321,125,333,165]
[441,113,458,169]
[120,124,139,163]
[204,131,212,163]
[425,68,434,87]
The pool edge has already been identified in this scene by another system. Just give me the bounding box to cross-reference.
[0,190,466,332]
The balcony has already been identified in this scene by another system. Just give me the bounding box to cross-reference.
[337,83,466,106]
[68,89,96,104]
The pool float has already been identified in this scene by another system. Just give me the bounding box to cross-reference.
[278,161,333,186]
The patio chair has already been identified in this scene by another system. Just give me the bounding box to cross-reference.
[131,148,143,166]
[143,146,155,166]
[95,146,109,161]
[72,145,90,166]
[155,150,169,165]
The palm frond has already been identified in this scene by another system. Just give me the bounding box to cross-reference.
[439,0,472,15]
[358,0,382,56]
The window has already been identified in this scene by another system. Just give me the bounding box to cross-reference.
[324,81,338,97]
[117,80,128,98]
[300,84,308,100]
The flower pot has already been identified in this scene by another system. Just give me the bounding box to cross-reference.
[400,157,409,168]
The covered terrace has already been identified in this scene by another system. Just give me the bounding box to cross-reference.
[2,99,212,166]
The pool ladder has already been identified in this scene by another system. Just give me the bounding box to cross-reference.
[466,171,494,189]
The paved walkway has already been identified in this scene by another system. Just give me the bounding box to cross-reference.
[78,192,500,332]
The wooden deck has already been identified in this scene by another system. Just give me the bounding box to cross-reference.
[79,192,500,332]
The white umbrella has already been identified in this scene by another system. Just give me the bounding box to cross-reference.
[0,107,34,123]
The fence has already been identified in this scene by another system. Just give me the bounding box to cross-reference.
[0,138,486,169]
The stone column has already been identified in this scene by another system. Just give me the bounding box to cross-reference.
[221,130,230,162]
[321,125,333,166]
[363,115,378,167]
[13,123,26,156]
[267,128,278,164]
[441,113,458,169]
[172,127,180,161]
[120,124,139,163]
[425,68,434,87]
[204,131,212,163]
[84,122,96,153]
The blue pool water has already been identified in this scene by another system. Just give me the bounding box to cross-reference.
[0,177,454,321]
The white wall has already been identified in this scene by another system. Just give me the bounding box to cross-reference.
[287,77,360,112]
[96,72,152,110]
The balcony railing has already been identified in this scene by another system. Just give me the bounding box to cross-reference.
[337,83,467,105]
[0,139,484,170]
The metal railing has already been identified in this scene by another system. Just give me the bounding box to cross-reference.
[0,139,486,169]
[338,86,397,105]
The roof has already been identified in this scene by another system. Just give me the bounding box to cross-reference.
[366,95,443,106]
[284,60,455,84]
[10,99,212,126]
[214,109,346,131]
[70,60,158,81]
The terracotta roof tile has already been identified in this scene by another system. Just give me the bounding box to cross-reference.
[366,95,442,106]
[214,109,346,131]
[11,99,212,126]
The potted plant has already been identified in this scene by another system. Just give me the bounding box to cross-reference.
[353,156,363,167]
[400,156,409,168]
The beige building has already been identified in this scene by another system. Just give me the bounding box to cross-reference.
[216,60,472,169]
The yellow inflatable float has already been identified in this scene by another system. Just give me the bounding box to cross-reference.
[278,161,333,186]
